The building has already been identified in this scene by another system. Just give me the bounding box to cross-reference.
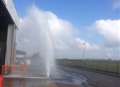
[16,50,27,64]
[0,0,19,73]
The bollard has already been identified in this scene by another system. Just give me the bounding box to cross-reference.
[0,75,4,87]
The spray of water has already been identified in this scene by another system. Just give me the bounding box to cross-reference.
[17,6,55,78]
[45,30,54,78]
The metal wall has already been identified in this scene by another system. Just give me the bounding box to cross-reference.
[0,0,16,73]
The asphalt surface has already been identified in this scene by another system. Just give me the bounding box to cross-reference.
[5,66,120,87]
[61,66,120,87]
[4,66,91,87]
[50,66,91,87]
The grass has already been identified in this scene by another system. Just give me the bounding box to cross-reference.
[56,59,120,75]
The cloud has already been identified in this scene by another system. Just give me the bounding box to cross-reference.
[17,5,120,59]
[113,0,120,9]
[75,38,99,50]
[17,6,97,58]
[95,19,120,47]
[18,6,75,51]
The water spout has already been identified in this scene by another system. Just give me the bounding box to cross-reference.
[16,6,55,78]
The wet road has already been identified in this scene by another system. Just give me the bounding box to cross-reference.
[61,67,120,87]
[4,66,120,87]
[4,66,91,87]
[50,66,90,87]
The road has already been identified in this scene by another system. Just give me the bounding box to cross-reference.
[4,66,91,87]
[59,66,120,87]
[4,65,120,87]
[50,66,91,87]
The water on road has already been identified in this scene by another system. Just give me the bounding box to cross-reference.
[4,66,91,87]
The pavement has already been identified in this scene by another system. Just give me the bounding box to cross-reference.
[3,65,120,87]
[4,66,90,87]
[4,78,81,87]
[62,67,120,87]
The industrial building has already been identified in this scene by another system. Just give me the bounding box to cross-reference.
[0,0,19,74]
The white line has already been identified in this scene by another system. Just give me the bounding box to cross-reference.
[4,75,49,79]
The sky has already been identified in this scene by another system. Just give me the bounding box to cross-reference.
[14,0,120,59]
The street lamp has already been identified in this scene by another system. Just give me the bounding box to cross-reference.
[82,43,86,59]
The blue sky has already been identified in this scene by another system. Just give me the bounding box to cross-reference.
[15,0,120,27]
[15,0,120,59]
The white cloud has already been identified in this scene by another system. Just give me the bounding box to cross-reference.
[95,19,120,47]
[75,38,99,50]
[17,6,120,59]
[17,6,97,58]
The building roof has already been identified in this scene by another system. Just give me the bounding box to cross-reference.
[0,0,14,29]
[16,50,26,55]
[1,0,19,27]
